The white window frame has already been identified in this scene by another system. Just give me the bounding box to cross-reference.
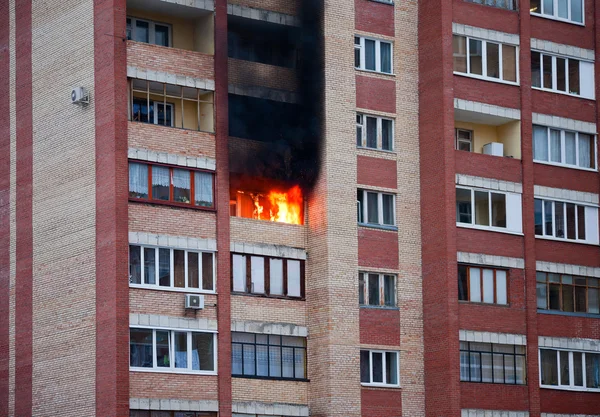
[455,128,473,152]
[532,125,597,171]
[534,198,598,244]
[357,189,397,227]
[456,186,523,234]
[354,36,393,74]
[129,327,217,375]
[356,113,395,151]
[531,0,585,25]
[531,51,595,99]
[539,348,600,392]
[129,244,216,293]
[359,272,397,307]
[127,16,173,47]
[360,349,401,387]
[153,102,174,127]
[453,35,519,85]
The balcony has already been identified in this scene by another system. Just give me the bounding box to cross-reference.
[454,105,522,182]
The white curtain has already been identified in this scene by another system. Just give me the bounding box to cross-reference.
[533,125,548,161]
[195,171,213,206]
[579,134,592,168]
[129,163,148,196]
[565,132,576,165]
[172,168,190,190]
[550,129,561,163]
[152,165,170,186]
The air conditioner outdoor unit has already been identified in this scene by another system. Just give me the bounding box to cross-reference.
[185,294,205,310]
[483,142,504,157]
[71,87,89,105]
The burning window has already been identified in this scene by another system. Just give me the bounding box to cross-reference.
[230,185,304,225]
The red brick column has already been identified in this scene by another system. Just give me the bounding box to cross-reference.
[0,0,11,414]
[215,0,232,415]
[14,1,33,415]
[94,1,130,415]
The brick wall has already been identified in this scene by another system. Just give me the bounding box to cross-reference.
[354,0,394,37]
[530,0,595,50]
[357,156,397,189]
[460,383,529,410]
[358,228,399,270]
[230,295,306,326]
[127,40,215,81]
[359,308,400,346]
[539,388,600,415]
[130,373,219,401]
[130,289,218,321]
[128,122,216,159]
[454,76,521,109]
[231,378,307,404]
[361,387,403,417]
[534,239,600,266]
[452,0,519,33]
[228,0,299,16]
[356,75,396,113]
[532,90,596,122]
[455,151,523,183]
[456,228,525,258]
[533,164,599,193]
[129,203,217,240]
[229,217,306,249]
[228,58,298,92]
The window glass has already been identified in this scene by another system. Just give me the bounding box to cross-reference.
[380,42,392,74]
[174,332,187,369]
[381,119,393,151]
[372,352,383,383]
[456,188,472,224]
[174,250,185,288]
[202,252,213,291]
[232,254,246,292]
[194,171,213,207]
[470,268,482,303]
[188,252,200,289]
[496,270,507,305]
[129,163,148,199]
[130,329,153,368]
[560,350,570,385]
[155,24,169,47]
[573,351,584,386]
[367,192,378,224]
[129,245,142,284]
[193,332,214,371]
[556,57,566,91]
[126,18,132,40]
[543,0,554,15]
[359,274,365,305]
[458,265,468,301]
[366,117,377,148]
[577,205,586,240]
[144,248,156,285]
[288,260,302,297]
[354,37,361,68]
[557,0,568,19]
[554,202,565,238]
[491,193,506,228]
[469,39,483,75]
[474,191,489,226]
[531,52,541,87]
[152,166,170,201]
[365,39,376,71]
[382,194,394,225]
[531,0,541,13]
[360,350,370,383]
[251,256,265,294]
[482,269,494,303]
[571,0,583,22]
[579,134,593,168]
[270,258,283,295]
[356,114,363,146]
[158,248,170,286]
[368,273,380,305]
[540,349,558,385]
[565,132,577,165]
[384,275,395,307]
[172,169,190,204]
[586,353,600,388]
[544,200,553,236]
[385,352,398,384]
[502,44,517,82]
[135,20,149,43]
[569,59,580,95]
[486,42,500,78]
[542,55,553,89]
[550,129,561,163]
[453,35,467,73]
[156,331,170,368]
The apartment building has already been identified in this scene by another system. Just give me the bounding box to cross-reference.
[1,0,423,416]
[420,0,600,417]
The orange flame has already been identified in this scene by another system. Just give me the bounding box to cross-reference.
[267,185,303,225]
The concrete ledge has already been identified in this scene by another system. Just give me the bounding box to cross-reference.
[130,314,218,331]
[231,241,306,260]
[532,113,597,134]
[456,174,523,194]
[533,185,599,205]
[130,398,218,411]
[454,98,521,120]
[458,252,524,269]
[232,401,309,416]
[128,147,216,171]
[452,23,520,46]
[462,410,529,417]
[231,320,308,337]
[227,3,300,26]
[536,261,600,278]
[460,330,527,345]
[129,232,217,252]
[531,38,594,61]
[538,336,600,352]
[158,0,214,12]
[128,65,215,91]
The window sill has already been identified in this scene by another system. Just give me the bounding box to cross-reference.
[540,385,600,393]
[533,160,597,173]
[357,146,396,155]
[453,72,520,87]
[532,86,594,101]
[360,305,399,310]
[358,223,398,232]
[537,309,600,319]
[130,368,217,376]
[530,12,585,27]
[129,284,217,295]
[232,375,309,382]
[355,68,395,77]
[456,223,523,236]
[458,300,511,308]
[129,120,216,135]
[231,291,305,302]
[129,198,217,212]
[534,235,598,246]
[361,383,401,389]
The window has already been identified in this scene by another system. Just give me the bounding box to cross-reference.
[130,79,215,132]
[231,254,304,299]
[464,0,517,10]
[531,52,594,99]
[453,35,518,83]
[456,187,523,233]
[231,332,307,380]
[534,198,598,243]
[458,265,508,305]
[129,244,215,292]
[359,272,396,307]
[460,341,526,384]
[354,36,393,74]
[130,328,215,373]
[540,348,600,391]
[456,129,473,151]
[530,0,584,24]
[533,125,596,170]
[357,190,396,227]
[360,350,400,387]
[126,17,171,47]
[129,162,214,209]
[536,272,600,315]
[357,113,394,151]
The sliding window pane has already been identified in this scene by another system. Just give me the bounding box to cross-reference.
[251,256,265,294]
[380,42,391,74]
[365,39,376,71]
[572,0,583,23]
[537,282,548,309]
[369,273,380,305]
[372,352,383,383]
[496,270,507,305]
[579,134,593,168]
[544,201,553,236]
[549,283,560,310]
[557,0,568,19]
[469,39,483,75]
[453,35,467,73]
[482,269,494,303]
[188,252,199,289]
[144,248,156,285]
[556,58,566,91]
[491,193,506,228]
[586,353,600,388]
[566,203,576,240]
[270,258,284,295]
[174,332,187,369]
[533,125,549,161]
[384,275,395,306]
[381,119,393,151]
[359,274,365,305]
[382,194,394,225]
[154,24,169,47]
[456,188,472,224]
[158,248,170,287]
[202,252,214,291]
[562,284,574,312]
[542,0,553,15]
[130,329,153,368]
[577,205,586,240]
[474,191,489,226]
[534,199,544,235]
[574,352,584,386]
[192,332,213,371]
[360,350,370,383]
[470,268,482,303]
[156,331,170,368]
[560,351,570,385]
[385,352,398,384]
[152,166,170,201]
[540,349,558,385]
[543,55,553,89]
[565,131,577,165]
[589,288,600,314]
[531,52,541,87]
[554,202,565,238]
[458,265,469,301]
[486,42,500,78]
[129,245,142,284]
[173,250,185,288]
[366,117,377,148]
[129,163,148,198]
[194,171,213,207]
[550,129,561,163]
[287,260,301,297]
[531,0,541,13]
[135,20,149,43]
[173,169,191,204]
[502,44,517,82]
[569,59,580,95]
[367,192,378,224]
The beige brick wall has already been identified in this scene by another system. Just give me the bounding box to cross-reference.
[130,372,219,401]
[232,378,307,404]
[228,58,298,92]
[230,217,306,249]
[394,1,425,417]
[8,0,16,414]
[129,204,217,240]
[230,295,306,326]
[128,122,216,159]
[30,0,97,415]
[228,0,299,16]
[130,289,218,321]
